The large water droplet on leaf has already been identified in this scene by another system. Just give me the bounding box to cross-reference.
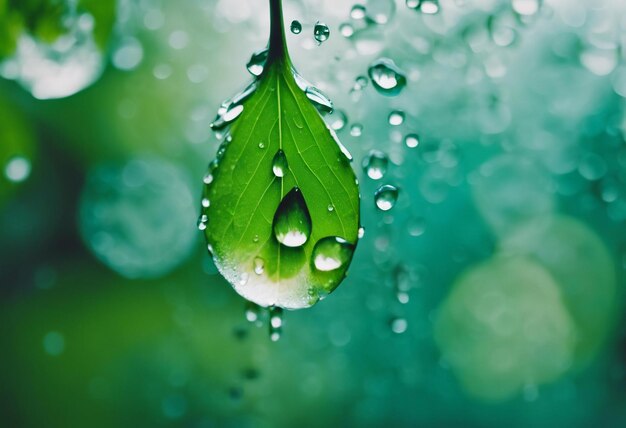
[273,187,312,248]
[246,48,269,76]
[312,236,355,272]
[272,150,288,178]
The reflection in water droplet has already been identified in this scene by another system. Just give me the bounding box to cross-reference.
[404,133,420,148]
[246,48,269,76]
[375,185,399,211]
[269,306,283,341]
[273,187,312,248]
[312,236,355,272]
[368,58,407,96]
[272,150,289,178]
[4,156,31,183]
[362,150,389,180]
[388,110,405,126]
[314,22,330,44]
[290,20,302,34]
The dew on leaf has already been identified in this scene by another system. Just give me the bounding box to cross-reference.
[254,257,265,275]
[272,150,289,178]
[312,236,355,272]
[272,187,312,248]
[362,150,389,180]
[326,110,348,131]
[375,184,399,211]
[368,58,407,96]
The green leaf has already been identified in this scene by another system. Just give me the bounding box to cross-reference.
[201,0,360,310]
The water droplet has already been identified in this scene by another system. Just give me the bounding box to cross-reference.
[351,4,367,20]
[273,187,312,248]
[358,227,365,238]
[269,306,283,341]
[305,86,333,113]
[197,214,208,231]
[4,156,31,183]
[406,0,421,10]
[327,204,335,212]
[253,257,265,275]
[327,110,348,131]
[420,0,440,14]
[368,58,407,96]
[259,142,266,149]
[210,103,244,130]
[253,235,259,243]
[312,236,355,272]
[239,272,249,286]
[388,110,405,126]
[404,133,420,148]
[201,198,210,208]
[511,0,541,16]
[203,173,214,184]
[290,20,302,34]
[112,37,144,71]
[340,23,355,38]
[246,48,269,77]
[362,150,389,180]
[375,185,399,211]
[272,150,289,178]
[245,302,262,323]
[314,22,330,44]
[390,317,408,334]
[350,123,363,137]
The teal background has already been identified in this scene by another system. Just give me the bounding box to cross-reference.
[1,0,626,426]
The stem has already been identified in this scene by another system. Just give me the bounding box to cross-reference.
[268,0,288,64]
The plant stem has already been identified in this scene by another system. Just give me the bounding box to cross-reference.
[268,0,288,63]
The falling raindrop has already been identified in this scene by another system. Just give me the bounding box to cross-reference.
[388,110,405,126]
[375,185,399,211]
[269,306,283,341]
[362,150,389,180]
[314,22,330,44]
[312,236,355,272]
[272,150,289,178]
[290,20,302,34]
[272,187,312,248]
[368,58,407,96]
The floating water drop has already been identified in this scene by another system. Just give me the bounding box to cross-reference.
[362,150,389,180]
[375,185,399,211]
[327,110,348,131]
[290,20,302,34]
[406,0,421,10]
[350,123,363,137]
[351,4,367,20]
[4,156,31,183]
[388,110,405,126]
[112,37,144,71]
[420,0,440,14]
[269,306,283,341]
[272,187,312,248]
[314,22,330,44]
[272,150,289,178]
[390,317,408,334]
[404,133,420,148]
[245,302,262,323]
[340,23,355,38]
[511,0,541,16]
[368,58,407,96]
[312,236,355,272]
[246,48,269,77]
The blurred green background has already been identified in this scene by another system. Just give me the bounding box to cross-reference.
[1,0,626,426]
